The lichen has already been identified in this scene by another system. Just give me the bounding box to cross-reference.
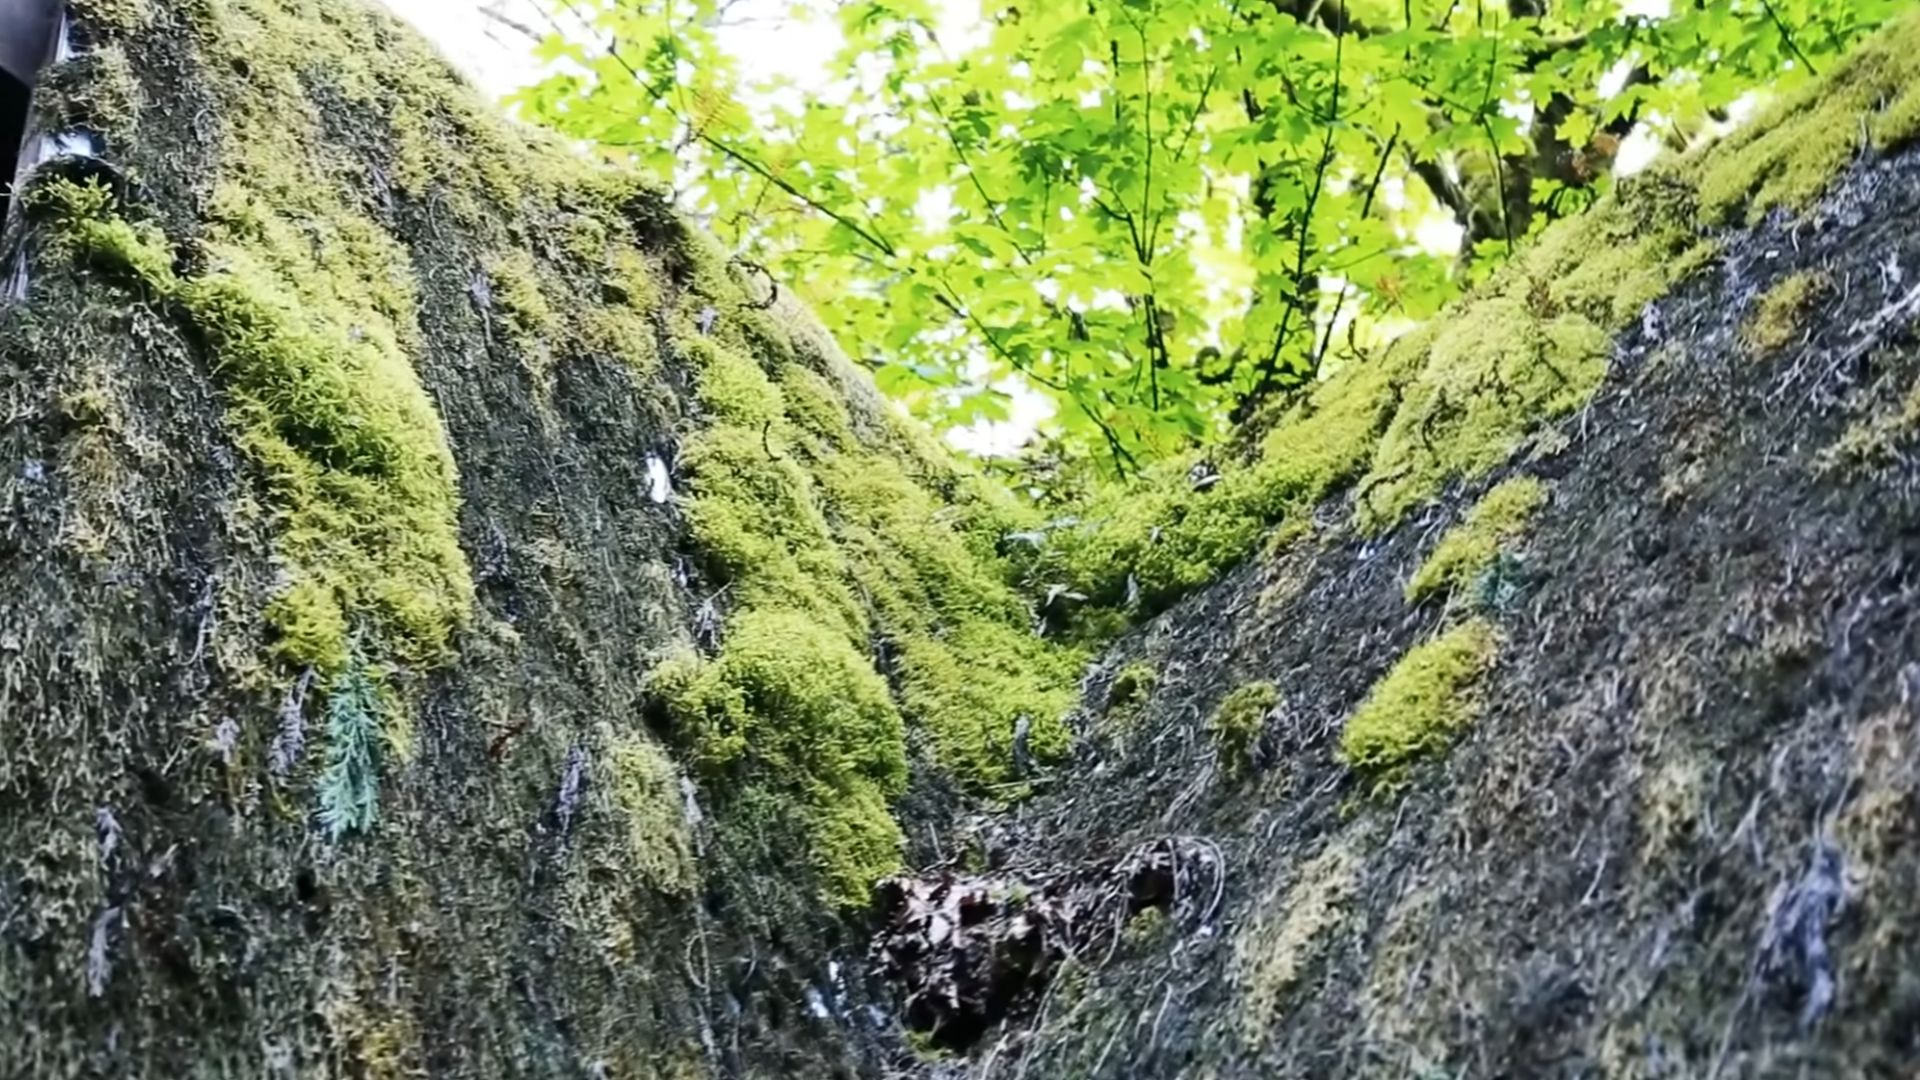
[1740,271,1831,354]
[1404,476,1549,604]
[1209,681,1278,780]
[1338,619,1499,783]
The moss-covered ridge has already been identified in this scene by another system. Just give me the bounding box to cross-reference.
[650,230,1083,903]
[3,0,1083,1071]
[29,0,1080,912]
[1035,11,1920,631]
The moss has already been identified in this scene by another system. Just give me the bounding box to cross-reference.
[69,0,152,33]
[650,608,906,906]
[1107,662,1157,713]
[1357,295,1608,530]
[1237,835,1362,1047]
[1209,681,1277,780]
[1404,476,1548,604]
[1338,619,1498,783]
[1740,271,1831,354]
[1827,378,1920,466]
[484,250,555,347]
[606,731,697,895]
[1696,12,1920,223]
[37,44,142,140]
[34,178,472,673]
[1120,906,1170,951]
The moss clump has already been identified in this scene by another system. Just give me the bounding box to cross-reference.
[1339,620,1498,782]
[1740,271,1831,354]
[651,608,906,907]
[1120,906,1171,951]
[652,237,1082,901]
[1107,662,1157,713]
[1209,681,1277,779]
[1826,379,1920,467]
[484,250,555,347]
[605,731,697,895]
[1404,476,1549,604]
[1359,300,1605,530]
[669,247,1081,794]
[33,178,472,673]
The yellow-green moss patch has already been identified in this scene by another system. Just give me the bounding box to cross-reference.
[33,178,471,674]
[1740,271,1832,354]
[1210,681,1278,779]
[1405,476,1548,604]
[650,608,906,906]
[1697,14,1920,224]
[1237,834,1363,1046]
[606,731,697,894]
[1339,619,1498,782]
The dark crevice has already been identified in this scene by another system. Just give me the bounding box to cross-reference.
[0,67,29,223]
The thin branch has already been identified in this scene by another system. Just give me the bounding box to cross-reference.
[1757,0,1818,75]
[1312,127,1399,374]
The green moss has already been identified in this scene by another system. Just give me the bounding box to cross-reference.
[69,0,151,33]
[1740,271,1831,354]
[484,250,555,345]
[1209,681,1277,779]
[1338,619,1498,783]
[650,608,906,906]
[1120,906,1171,950]
[1697,13,1920,224]
[38,44,142,140]
[1107,662,1157,713]
[1404,476,1548,604]
[1827,379,1920,467]
[34,178,472,673]
[605,731,697,895]
[1357,296,1607,530]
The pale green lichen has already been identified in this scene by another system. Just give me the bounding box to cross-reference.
[1209,681,1278,779]
[1404,476,1548,604]
[1236,834,1362,1047]
[1740,271,1831,354]
[1339,620,1498,782]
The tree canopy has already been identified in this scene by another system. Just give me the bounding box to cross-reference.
[515,0,1898,476]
